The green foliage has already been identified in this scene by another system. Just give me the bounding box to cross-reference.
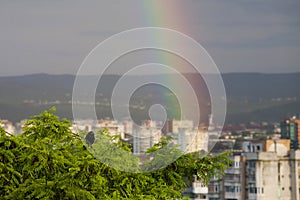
[0,108,231,199]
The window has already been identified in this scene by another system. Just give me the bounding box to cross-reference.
[248,161,256,168]
[215,185,219,192]
[225,186,241,193]
[250,187,256,193]
[256,187,260,194]
[256,145,261,151]
[235,161,240,168]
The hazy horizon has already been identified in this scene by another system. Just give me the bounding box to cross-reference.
[1,71,300,78]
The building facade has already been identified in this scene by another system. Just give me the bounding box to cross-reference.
[133,125,162,154]
[280,117,300,149]
[208,139,300,200]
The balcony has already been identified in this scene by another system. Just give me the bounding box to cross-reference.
[225,167,241,175]
[225,192,241,199]
[192,182,208,194]
[193,186,208,194]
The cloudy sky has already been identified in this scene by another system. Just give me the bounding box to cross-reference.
[1,0,300,76]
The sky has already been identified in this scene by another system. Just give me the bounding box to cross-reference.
[0,0,300,76]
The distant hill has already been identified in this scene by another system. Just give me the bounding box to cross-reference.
[222,72,300,98]
[0,72,299,123]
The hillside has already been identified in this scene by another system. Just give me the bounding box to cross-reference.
[0,73,299,123]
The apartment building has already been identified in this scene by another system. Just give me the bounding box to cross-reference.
[208,139,300,200]
[133,125,162,154]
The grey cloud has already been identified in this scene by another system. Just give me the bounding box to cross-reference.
[0,0,299,76]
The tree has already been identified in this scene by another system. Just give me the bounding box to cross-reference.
[0,108,231,199]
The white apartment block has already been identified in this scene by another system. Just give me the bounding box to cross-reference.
[133,126,162,154]
[173,127,208,154]
[180,126,209,200]
[172,120,194,133]
[121,120,134,135]
[208,139,300,200]
[95,119,121,137]
[71,119,124,138]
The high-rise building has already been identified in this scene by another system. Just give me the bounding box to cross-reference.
[133,125,162,154]
[173,127,208,154]
[280,117,300,149]
[122,120,134,135]
[162,119,173,134]
[179,125,209,200]
[172,120,194,133]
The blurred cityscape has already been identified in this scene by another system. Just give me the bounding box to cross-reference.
[2,114,300,199]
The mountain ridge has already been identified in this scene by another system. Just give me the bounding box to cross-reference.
[0,72,299,123]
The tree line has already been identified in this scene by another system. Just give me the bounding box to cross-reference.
[0,108,231,199]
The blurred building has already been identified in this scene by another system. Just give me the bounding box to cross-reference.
[133,125,162,154]
[172,120,194,133]
[172,127,208,154]
[280,116,300,149]
[162,119,195,134]
[95,119,121,137]
[0,119,15,135]
[183,175,209,200]
[121,120,134,135]
[71,119,95,133]
[179,125,209,200]
[71,119,124,138]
